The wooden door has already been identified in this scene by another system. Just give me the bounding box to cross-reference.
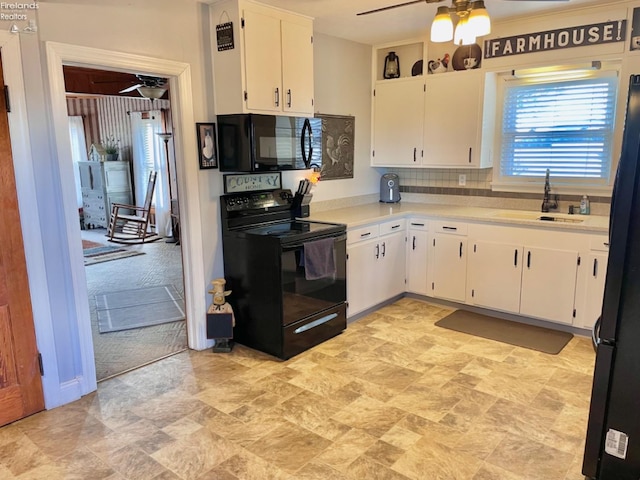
[0,53,45,426]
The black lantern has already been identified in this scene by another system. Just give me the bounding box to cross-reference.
[383,51,400,79]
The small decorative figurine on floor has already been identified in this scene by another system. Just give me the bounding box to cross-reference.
[206,278,235,353]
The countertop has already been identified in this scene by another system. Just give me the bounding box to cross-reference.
[306,202,609,234]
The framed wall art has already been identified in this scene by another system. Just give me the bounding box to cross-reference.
[196,122,217,169]
[315,114,355,181]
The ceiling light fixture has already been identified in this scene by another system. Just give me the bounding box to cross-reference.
[430,0,491,46]
[137,86,167,100]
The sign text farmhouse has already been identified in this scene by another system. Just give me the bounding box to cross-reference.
[484,20,626,59]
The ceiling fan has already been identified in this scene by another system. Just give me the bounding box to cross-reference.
[357,0,569,17]
[119,75,168,95]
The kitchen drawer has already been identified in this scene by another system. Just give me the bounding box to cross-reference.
[347,224,379,244]
[408,218,428,231]
[379,218,406,236]
[432,220,467,235]
[590,235,609,252]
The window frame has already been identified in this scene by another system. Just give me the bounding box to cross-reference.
[491,65,621,195]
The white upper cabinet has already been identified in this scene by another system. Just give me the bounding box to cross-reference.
[372,78,425,166]
[211,0,314,116]
[423,70,489,168]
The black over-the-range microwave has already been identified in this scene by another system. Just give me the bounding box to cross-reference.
[217,114,321,172]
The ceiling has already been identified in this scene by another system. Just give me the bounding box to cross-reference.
[225,0,615,45]
[40,0,619,45]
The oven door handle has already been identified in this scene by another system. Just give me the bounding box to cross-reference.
[294,312,339,334]
[281,233,346,251]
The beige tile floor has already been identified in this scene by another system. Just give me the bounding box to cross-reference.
[0,298,596,480]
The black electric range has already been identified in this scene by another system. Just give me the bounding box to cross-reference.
[220,189,347,359]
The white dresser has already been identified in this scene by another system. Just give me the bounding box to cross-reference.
[78,161,132,229]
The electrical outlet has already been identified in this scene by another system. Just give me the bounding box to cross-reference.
[458,174,466,186]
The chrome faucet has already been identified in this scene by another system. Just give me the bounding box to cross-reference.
[541,169,558,213]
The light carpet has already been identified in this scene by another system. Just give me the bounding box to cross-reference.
[96,284,185,333]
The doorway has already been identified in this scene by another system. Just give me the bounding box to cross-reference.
[64,66,188,381]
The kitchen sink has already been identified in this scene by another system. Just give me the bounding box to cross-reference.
[489,210,584,223]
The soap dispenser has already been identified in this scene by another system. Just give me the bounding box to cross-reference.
[580,195,590,215]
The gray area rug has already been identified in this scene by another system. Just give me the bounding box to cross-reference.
[96,284,185,333]
[84,245,145,266]
[435,309,573,355]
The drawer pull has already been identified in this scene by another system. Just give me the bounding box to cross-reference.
[443,226,457,231]
[391,224,401,229]
[360,232,371,238]
[410,222,425,227]
[294,313,338,334]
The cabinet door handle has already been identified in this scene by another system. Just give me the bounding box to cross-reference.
[413,147,417,162]
[375,244,379,259]
[468,147,472,163]
[412,236,416,250]
[527,251,531,269]
[459,241,463,258]
[593,258,598,277]
[275,87,280,107]
[382,242,386,257]
[514,249,518,267]
[287,89,292,108]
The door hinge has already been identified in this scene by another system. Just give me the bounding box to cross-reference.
[471,289,475,297]
[372,150,375,157]
[311,35,313,44]
[577,256,581,266]
[346,253,349,260]
[244,91,248,101]
[373,89,376,97]
[4,86,10,113]
[241,17,245,28]
[311,98,314,106]
[431,282,435,290]
[573,309,577,318]
[37,352,44,376]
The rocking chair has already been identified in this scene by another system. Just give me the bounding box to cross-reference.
[107,171,160,244]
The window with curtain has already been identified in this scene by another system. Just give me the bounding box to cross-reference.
[495,70,618,190]
[68,116,88,208]
[130,111,170,236]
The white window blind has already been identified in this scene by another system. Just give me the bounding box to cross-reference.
[500,74,617,184]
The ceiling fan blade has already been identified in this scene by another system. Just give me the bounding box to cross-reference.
[503,0,569,2]
[357,0,426,16]
[119,83,143,93]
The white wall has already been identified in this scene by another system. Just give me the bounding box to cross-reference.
[15,1,375,408]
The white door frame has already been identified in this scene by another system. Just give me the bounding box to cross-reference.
[45,42,207,399]
[0,32,59,408]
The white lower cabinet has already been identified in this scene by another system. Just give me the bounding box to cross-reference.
[520,246,579,325]
[406,220,429,295]
[347,220,406,317]
[429,223,467,303]
[468,241,523,314]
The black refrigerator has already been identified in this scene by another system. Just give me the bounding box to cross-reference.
[583,74,640,479]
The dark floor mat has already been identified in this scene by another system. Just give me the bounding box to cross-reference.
[435,310,573,355]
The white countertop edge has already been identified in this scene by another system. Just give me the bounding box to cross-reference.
[306,201,609,234]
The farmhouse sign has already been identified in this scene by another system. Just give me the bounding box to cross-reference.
[484,20,626,59]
